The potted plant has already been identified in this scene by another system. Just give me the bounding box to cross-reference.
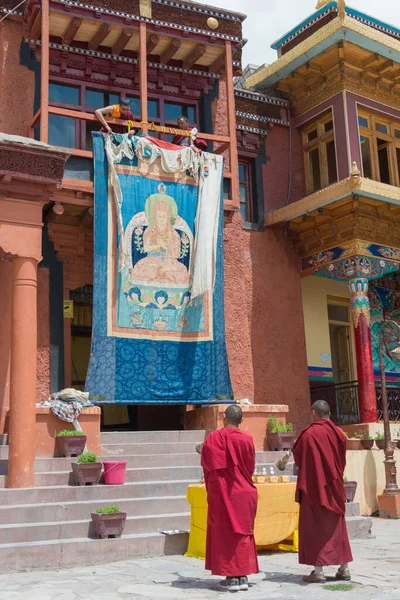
[355,430,374,450]
[55,429,87,457]
[375,432,397,450]
[267,417,296,451]
[72,452,102,486]
[343,476,357,502]
[91,506,127,539]
[343,431,362,450]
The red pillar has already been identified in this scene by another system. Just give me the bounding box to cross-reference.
[8,257,38,488]
[349,277,378,423]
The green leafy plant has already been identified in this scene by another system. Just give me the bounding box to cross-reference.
[76,452,98,464]
[285,423,293,433]
[56,429,86,437]
[95,506,120,514]
[268,417,293,433]
[323,583,354,592]
[344,476,348,483]
[267,416,278,433]
[355,430,373,440]
[375,432,385,440]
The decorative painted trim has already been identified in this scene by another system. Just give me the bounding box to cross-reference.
[153,0,244,22]
[0,7,24,17]
[308,366,334,381]
[349,277,370,328]
[271,3,338,50]
[236,124,267,135]
[235,110,290,127]
[346,7,400,41]
[32,40,220,78]
[51,0,242,42]
[234,89,289,108]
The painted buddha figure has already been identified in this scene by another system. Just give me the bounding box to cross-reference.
[129,186,189,286]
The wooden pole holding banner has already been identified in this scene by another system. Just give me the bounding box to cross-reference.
[139,22,149,134]
[40,0,50,143]
[224,40,239,209]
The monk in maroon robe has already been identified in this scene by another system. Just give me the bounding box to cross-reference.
[171,116,208,151]
[200,405,259,593]
[293,399,353,584]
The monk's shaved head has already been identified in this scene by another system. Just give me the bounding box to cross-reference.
[312,400,331,419]
[224,405,243,426]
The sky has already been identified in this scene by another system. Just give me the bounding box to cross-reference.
[195,0,400,68]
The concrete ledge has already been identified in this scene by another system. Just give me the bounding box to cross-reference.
[184,404,289,451]
[5,407,101,458]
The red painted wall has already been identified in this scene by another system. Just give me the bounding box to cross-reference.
[263,123,305,212]
[0,21,35,137]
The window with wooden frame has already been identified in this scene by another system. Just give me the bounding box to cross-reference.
[238,159,255,223]
[302,112,338,195]
[358,110,400,187]
[45,79,198,151]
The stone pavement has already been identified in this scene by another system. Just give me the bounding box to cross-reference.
[1,518,400,599]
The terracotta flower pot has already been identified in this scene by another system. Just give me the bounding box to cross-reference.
[346,439,362,450]
[361,439,374,450]
[55,435,87,457]
[397,440,400,450]
[91,512,127,539]
[72,462,102,486]
[344,481,357,502]
[376,439,397,450]
[268,432,296,451]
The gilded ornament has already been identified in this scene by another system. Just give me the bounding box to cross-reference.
[139,0,152,18]
[207,17,219,30]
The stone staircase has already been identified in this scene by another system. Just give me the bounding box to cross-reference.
[0,431,370,572]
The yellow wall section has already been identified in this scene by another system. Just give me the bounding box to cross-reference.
[301,276,350,369]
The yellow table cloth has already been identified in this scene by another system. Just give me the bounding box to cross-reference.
[185,483,299,560]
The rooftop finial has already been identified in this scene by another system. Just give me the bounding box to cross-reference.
[315,0,345,14]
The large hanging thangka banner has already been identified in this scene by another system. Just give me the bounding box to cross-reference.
[86,132,233,404]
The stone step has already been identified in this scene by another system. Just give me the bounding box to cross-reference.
[0,447,8,460]
[0,511,190,544]
[0,479,198,505]
[0,434,8,445]
[346,515,373,539]
[0,476,4,488]
[34,453,201,472]
[0,531,189,573]
[34,466,203,487]
[345,502,360,517]
[99,442,200,455]
[0,495,188,525]
[100,430,206,444]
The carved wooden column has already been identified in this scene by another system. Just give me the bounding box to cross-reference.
[348,277,377,423]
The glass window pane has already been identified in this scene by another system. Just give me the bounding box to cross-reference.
[85,121,102,151]
[377,138,391,184]
[148,99,159,119]
[397,148,400,182]
[165,102,195,124]
[238,163,247,182]
[86,89,105,109]
[48,115,76,149]
[309,147,321,192]
[375,122,388,135]
[127,97,140,115]
[324,120,333,133]
[360,136,372,179]
[223,178,230,200]
[395,129,400,139]
[240,202,248,222]
[307,129,317,142]
[109,93,120,105]
[240,184,247,202]
[326,140,337,185]
[358,115,368,128]
[49,83,80,105]
[328,304,349,322]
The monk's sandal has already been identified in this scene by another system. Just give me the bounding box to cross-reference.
[303,570,326,584]
[335,568,351,581]
[239,576,249,591]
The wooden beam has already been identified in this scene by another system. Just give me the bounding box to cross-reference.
[306,61,322,74]
[160,38,181,65]
[147,34,159,55]
[139,22,148,134]
[214,142,230,155]
[78,206,94,226]
[88,23,111,51]
[363,53,379,68]
[40,0,49,144]
[209,51,225,74]
[30,12,41,38]
[183,44,207,69]
[378,59,394,74]
[62,17,82,45]
[337,40,344,60]
[225,40,239,209]
[112,28,133,55]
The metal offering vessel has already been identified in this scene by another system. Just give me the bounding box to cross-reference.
[275,450,292,472]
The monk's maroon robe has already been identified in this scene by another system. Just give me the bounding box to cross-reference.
[201,428,259,577]
[293,419,353,566]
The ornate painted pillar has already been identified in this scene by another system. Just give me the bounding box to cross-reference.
[348,277,377,423]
